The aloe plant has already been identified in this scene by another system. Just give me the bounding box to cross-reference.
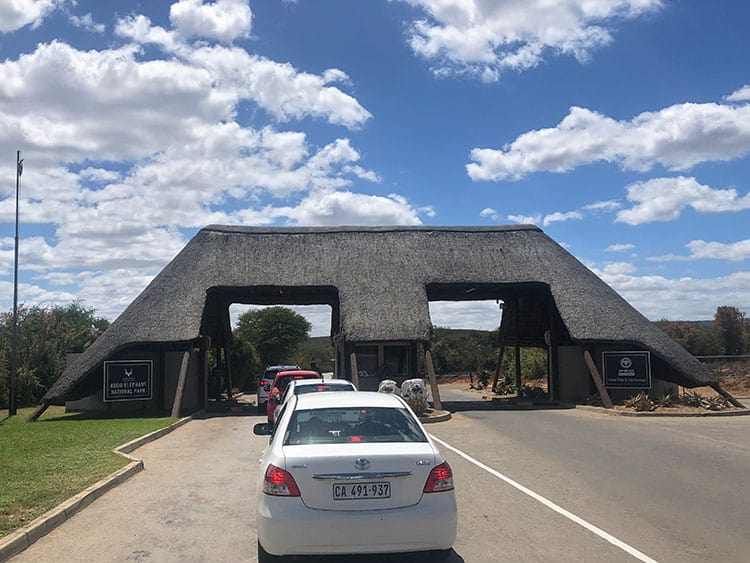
[700,396,728,411]
[655,392,677,408]
[681,390,704,407]
[624,392,655,412]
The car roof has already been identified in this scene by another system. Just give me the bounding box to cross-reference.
[266,365,299,370]
[289,379,353,389]
[274,370,320,380]
[294,391,405,409]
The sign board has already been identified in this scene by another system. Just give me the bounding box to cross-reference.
[602,351,651,388]
[104,360,153,402]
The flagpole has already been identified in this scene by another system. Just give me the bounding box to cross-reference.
[9,150,21,416]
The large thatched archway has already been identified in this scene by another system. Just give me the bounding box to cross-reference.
[37,225,725,417]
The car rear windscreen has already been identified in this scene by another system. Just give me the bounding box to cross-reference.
[284,407,427,445]
[295,384,353,395]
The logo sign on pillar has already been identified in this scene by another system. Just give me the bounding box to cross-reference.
[602,351,651,388]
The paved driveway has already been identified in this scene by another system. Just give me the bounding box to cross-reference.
[10,403,750,563]
[11,413,260,563]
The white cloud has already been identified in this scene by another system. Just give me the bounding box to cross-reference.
[467,98,750,181]
[68,12,105,33]
[480,207,500,221]
[0,279,78,309]
[0,0,60,33]
[429,300,503,331]
[246,189,427,226]
[584,200,622,212]
[725,85,750,103]
[170,0,252,43]
[0,3,387,322]
[594,266,750,321]
[542,211,582,226]
[606,243,635,252]
[506,210,581,226]
[418,205,436,218]
[616,176,750,225]
[649,239,750,263]
[114,16,372,128]
[399,0,662,82]
[507,213,542,225]
[603,261,636,275]
[79,167,120,183]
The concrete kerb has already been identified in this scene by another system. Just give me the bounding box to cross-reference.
[0,415,194,562]
[574,404,750,417]
[420,409,452,423]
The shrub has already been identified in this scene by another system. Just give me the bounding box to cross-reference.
[655,392,677,408]
[681,390,704,407]
[518,385,547,399]
[624,392,655,412]
[700,396,728,411]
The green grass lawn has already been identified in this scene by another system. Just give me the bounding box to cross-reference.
[0,406,176,539]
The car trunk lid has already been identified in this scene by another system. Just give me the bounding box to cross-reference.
[283,443,436,510]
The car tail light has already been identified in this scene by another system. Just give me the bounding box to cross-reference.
[423,462,454,493]
[263,464,300,497]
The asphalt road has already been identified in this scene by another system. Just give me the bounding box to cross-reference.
[9,389,750,563]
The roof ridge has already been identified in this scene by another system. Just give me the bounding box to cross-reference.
[201,224,542,235]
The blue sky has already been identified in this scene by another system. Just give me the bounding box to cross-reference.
[1,0,749,336]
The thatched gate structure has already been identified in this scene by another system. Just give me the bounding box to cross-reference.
[38,225,720,416]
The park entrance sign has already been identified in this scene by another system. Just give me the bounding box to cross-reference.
[104,360,153,402]
[602,351,651,389]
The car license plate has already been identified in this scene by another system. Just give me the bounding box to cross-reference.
[333,482,390,500]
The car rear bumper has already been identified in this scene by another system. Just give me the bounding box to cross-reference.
[257,492,457,556]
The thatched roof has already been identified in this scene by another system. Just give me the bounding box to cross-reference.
[44,225,713,403]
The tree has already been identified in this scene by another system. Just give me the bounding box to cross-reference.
[228,338,263,392]
[655,320,722,356]
[0,301,110,408]
[295,340,335,373]
[715,306,746,355]
[235,307,311,367]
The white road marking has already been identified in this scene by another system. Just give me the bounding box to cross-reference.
[430,434,659,563]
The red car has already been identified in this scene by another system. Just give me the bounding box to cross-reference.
[266,370,322,423]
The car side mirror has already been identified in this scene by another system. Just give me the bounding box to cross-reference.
[253,422,273,436]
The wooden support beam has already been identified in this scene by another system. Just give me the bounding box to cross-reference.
[27,402,49,422]
[224,346,234,400]
[514,298,522,393]
[171,351,191,418]
[425,350,443,411]
[709,381,745,408]
[491,338,505,393]
[350,352,360,390]
[583,350,614,409]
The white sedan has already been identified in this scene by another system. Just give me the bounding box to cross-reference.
[254,391,457,561]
